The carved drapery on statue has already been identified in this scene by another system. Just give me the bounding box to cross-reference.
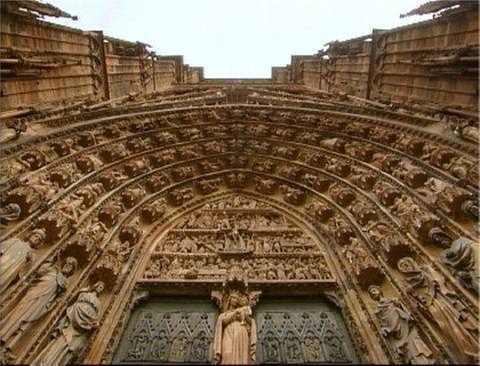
[441,237,479,294]
[397,257,479,364]
[212,289,260,365]
[33,281,105,366]
[368,286,434,364]
[0,229,46,290]
[1,257,77,348]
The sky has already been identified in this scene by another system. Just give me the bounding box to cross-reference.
[45,0,432,78]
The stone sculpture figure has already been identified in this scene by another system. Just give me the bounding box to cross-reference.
[304,330,324,362]
[442,156,474,181]
[368,285,434,364]
[223,223,247,252]
[73,183,105,208]
[86,218,108,242]
[177,236,198,253]
[0,162,19,185]
[1,119,26,144]
[7,176,58,215]
[213,290,257,365]
[19,150,47,171]
[33,281,105,366]
[441,237,479,293]
[0,203,21,230]
[461,199,479,221]
[459,123,478,143]
[0,229,46,290]
[169,330,189,362]
[451,121,479,144]
[426,227,452,248]
[398,257,478,364]
[1,257,77,346]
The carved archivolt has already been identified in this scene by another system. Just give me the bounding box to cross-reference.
[0,86,477,365]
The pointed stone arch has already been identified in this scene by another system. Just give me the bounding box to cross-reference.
[80,189,386,363]
[1,88,477,365]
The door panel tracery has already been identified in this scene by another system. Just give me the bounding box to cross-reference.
[255,301,357,364]
[113,300,218,364]
[112,298,357,365]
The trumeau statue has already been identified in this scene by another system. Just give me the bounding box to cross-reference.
[1,257,77,346]
[212,289,261,365]
[368,286,434,364]
[33,281,105,366]
[397,257,479,363]
[0,228,46,290]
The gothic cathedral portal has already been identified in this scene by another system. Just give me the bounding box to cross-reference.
[1,1,478,364]
[111,193,360,364]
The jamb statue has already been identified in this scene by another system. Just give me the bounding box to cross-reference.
[0,228,46,290]
[33,281,105,366]
[368,285,434,364]
[1,256,77,346]
[397,257,478,364]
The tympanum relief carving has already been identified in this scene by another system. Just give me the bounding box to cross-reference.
[143,195,333,283]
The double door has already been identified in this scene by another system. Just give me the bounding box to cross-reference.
[113,298,357,364]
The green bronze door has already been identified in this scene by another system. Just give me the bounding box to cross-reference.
[254,300,358,364]
[113,299,218,364]
[114,298,357,364]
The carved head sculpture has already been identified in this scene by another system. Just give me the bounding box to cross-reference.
[397,257,419,274]
[462,200,479,220]
[1,203,21,220]
[227,290,241,309]
[226,290,247,310]
[62,256,78,276]
[22,153,36,166]
[427,227,452,249]
[237,293,249,307]
[93,280,105,294]
[28,228,47,248]
[367,285,382,302]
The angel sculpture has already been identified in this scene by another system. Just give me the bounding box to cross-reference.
[212,289,261,365]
